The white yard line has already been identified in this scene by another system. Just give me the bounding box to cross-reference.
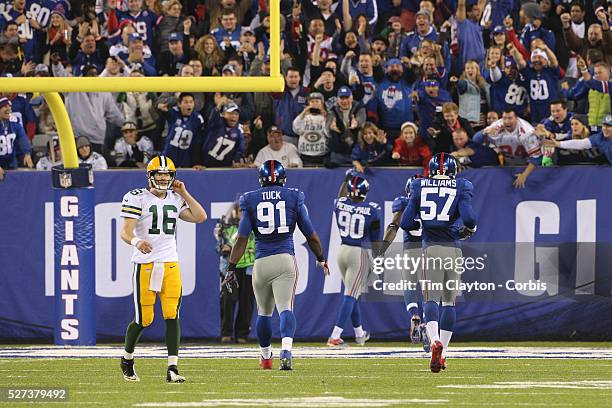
[0,346,611,359]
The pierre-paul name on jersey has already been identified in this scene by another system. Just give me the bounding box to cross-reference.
[120,188,188,264]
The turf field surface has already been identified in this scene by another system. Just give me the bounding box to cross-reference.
[1,344,611,407]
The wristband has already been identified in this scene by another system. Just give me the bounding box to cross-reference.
[227,262,237,272]
[130,237,141,247]
[388,223,399,230]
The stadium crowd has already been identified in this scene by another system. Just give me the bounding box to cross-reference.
[0,0,611,185]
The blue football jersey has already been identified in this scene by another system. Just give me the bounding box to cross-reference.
[333,197,382,248]
[523,66,560,123]
[400,177,477,243]
[238,186,315,259]
[392,196,421,244]
[117,10,158,47]
[162,107,205,168]
[487,72,528,118]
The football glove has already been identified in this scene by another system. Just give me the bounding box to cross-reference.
[316,259,330,275]
[221,263,239,293]
[458,226,477,240]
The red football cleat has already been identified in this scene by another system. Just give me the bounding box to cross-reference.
[430,340,444,373]
[260,354,273,370]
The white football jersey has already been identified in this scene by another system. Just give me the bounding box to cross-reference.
[484,118,541,165]
[121,188,189,263]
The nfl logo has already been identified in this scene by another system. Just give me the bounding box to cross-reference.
[59,172,72,188]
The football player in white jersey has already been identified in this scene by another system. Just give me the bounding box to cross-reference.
[119,155,207,383]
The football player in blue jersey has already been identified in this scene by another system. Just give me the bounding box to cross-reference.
[224,160,330,371]
[326,172,382,347]
[377,174,430,352]
[400,153,477,373]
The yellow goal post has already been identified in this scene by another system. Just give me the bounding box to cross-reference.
[1,0,284,168]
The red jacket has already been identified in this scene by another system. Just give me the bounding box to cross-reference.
[393,136,432,175]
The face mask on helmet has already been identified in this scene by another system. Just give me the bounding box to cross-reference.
[148,170,176,190]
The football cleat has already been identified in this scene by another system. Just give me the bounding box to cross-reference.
[355,331,371,346]
[441,356,447,370]
[260,353,273,370]
[430,340,444,373]
[326,337,346,348]
[166,365,186,383]
[420,324,431,353]
[120,357,140,382]
[279,350,292,371]
[410,315,422,344]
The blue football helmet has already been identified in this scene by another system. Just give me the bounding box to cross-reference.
[259,160,287,187]
[405,174,424,196]
[347,175,370,199]
[428,152,457,177]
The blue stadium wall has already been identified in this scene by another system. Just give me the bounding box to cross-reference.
[1,167,612,341]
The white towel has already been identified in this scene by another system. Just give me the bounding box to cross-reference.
[149,263,164,292]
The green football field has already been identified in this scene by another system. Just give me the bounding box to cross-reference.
[2,342,612,407]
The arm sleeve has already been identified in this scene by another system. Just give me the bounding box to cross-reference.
[120,192,143,219]
[458,181,477,229]
[559,138,593,150]
[296,191,315,237]
[237,195,254,235]
[15,124,31,155]
[399,189,419,231]
[369,205,383,242]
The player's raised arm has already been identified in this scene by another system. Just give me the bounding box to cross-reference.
[175,180,207,223]
[338,168,357,198]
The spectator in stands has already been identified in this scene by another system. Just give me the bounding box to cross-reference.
[351,122,392,172]
[254,125,303,168]
[158,64,205,113]
[300,0,341,37]
[194,34,224,75]
[292,92,330,166]
[369,58,414,139]
[122,33,156,76]
[562,9,612,67]
[0,97,32,180]
[112,0,159,50]
[207,0,252,31]
[391,121,432,172]
[520,2,556,51]
[548,114,606,164]
[328,86,367,167]
[273,67,308,143]
[518,43,561,123]
[45,10,72,62]
[456,0,486,68]
[215,64,255,121]
[538,100,573,141]
[457,60,490,130]
[117,66,160,149]
[156,0,185,53]
[429,102,474,154]
[482,109,542,188]
[113,121,154,168]
[158,32,196,76]
[400,10,437,58]
[70,28,108,77]
[76,136,108,170]
[473,110,500,144]
[52,60,125,155]
[197,101,244,168]
[486,48,529,118]
[35,135,62,171]
[415,79,452,146]
[234,120,263,167]
[544,114,612,164]
[160,93,205,168]
[340,52,382,106]
[576,60,612,130]
[3,92,37,139]
[211,9,241,52]
[312,68,341,109]
[450,127,499,168]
